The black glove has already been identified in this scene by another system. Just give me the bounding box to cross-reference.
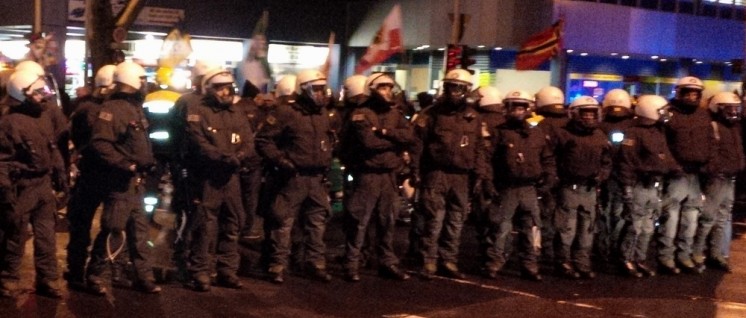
[482,180,498,201]
[623,185,634,203]
[222,155,241,169]
[408,171,421,188]
[276,158,297,174]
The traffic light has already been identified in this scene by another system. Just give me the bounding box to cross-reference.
[446,44,462,72]
[460,45,477,75]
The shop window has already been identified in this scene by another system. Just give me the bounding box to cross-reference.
[679,1,695,14]
[700,3,718,16]
[619,0,637,6]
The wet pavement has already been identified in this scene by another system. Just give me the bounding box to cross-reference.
[2,207,746,318]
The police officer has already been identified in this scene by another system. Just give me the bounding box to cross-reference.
[534,86,568,261]
[238,89,268,241]
[412,69,488,279]
[256,70,335,284]
[65,64,127,290]
[0,70,65,298]
[597,89,636,260]
[693,92,744,272]
[85,61,160,294]
[170,59,221,280]
[617,95,680,278]
[658,76,713,274]
[484,90,556,281]
[472,86,505,274]
[474,86,505,131]
[340,73,415,282]
[184,68,254,291]
[553,96,612,279]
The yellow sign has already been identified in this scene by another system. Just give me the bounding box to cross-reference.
[569,73,623,81]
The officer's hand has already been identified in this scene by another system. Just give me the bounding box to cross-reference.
[277,158,296,174]
[373,127,387,137]
[623,186,634,203]
[408,172,421,188]
[223,155,241,169]
[482,180,498,200]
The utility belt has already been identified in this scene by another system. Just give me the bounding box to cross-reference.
[431,166,472,175]
[560,179,597,191]
[638,174,664,188]
[19,169,49,179]
[353,166,396,174]
[297,167,328,176]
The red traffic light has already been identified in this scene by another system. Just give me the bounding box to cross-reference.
[446,44,462,71]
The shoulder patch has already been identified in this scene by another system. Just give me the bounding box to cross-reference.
[351,114,366,122]
[621,138,635,146]
[266,115,277,125]
[187,114,200,122]
[98,111,113,122]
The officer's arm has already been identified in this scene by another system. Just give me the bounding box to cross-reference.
[380,112,417,147]
[474,121,490,181]
[598,140,613,183]
[410,113,429,173]
[540,134,558,188]
[185,108,230,163]
[90,108,134,172]
[617,132,640,187]
[351,110,392,150]
[0,121,19,188]
[255,110,288,166]
[237,108,257,160]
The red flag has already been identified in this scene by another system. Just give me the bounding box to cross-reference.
[320,32,335,77]
[515,19,563,71]
[355,4,403,74]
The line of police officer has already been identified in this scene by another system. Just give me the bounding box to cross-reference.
[0,58,741,298]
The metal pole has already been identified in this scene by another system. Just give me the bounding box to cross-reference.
[34,0,41,33]
[450,0,461,45]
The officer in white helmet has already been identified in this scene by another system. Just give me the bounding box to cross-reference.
[474,86,505,130]
[342,74,368,108]
[533,86,568,261]
[184,68,255,291]
[338,71,414,282]
[617,95,680,278]
[65,64,130,291]
[692,92,745,273]
[169,60,223,274]
[553,95,612,280]
[411,68,487,279]
[0,70,65,298]
[86,60,161,295]
[658,75,713,274]
[255,69,335,284]
[481,89,556,281]
[597,88,636,261]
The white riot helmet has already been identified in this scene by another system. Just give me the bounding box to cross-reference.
[503,90,535,122]
[535,86,565,116]
[569,95,602,129]
[7,70,49,103]
[15,60,45,76]
[275,75,297,98]
[295,69,329,107]
[364,72,396,95]
[602,88,633,118]
[635,95,671,122]
[115,61,146,90]
[477,86,502,108]
[708,91,742,123]
[201,69,236,105]
[192,59,221,78]
[343,74,367,100]
[674,76,704,108]
[94,65,117,88]
[441,69,473,105]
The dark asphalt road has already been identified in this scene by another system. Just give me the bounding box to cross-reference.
[2,208,746,318]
